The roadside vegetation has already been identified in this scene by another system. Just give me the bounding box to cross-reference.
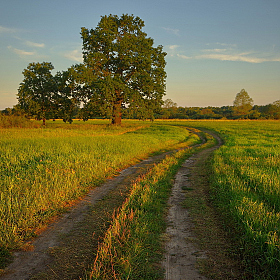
[1,119,279,279]
[164,120,280,279]
[85,131,215,279]
[0,115,39,128]
[0,120,193,265]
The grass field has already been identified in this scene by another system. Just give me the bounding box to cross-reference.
[209,121,280,279]
[158,120,280,279]
[1,119,280,279]
[0,120,197,259]
[85,130,216,279]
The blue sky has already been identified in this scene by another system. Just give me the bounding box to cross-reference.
[1,0,279,109]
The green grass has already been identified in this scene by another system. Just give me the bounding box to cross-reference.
[0,120,195,258]
[208,121,280,279]
[86,153,181,280]
[84,130,215,279]
[2,118,279,278]
[156,120,280,279]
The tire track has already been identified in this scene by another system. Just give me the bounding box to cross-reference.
[162,130,222,280]
[0,141,189,280]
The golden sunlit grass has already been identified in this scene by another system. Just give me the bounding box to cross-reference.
[84,131,215,279]
[0,115,40,128]
[0,120,194,264]
[1,119,279,278]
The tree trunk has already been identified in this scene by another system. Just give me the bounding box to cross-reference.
[112,100,122,125]
[43,117,46,126]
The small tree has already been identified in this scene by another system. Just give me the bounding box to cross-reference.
[161,99,177,119]
[270,100,280,119]
[17,62,57,125]
[233,89,254,118]
[163,99,177,109]
[80,14,167,125]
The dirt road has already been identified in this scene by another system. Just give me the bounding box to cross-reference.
[0,146,177,280]
[162,130,222,280]
[1,129,237,280]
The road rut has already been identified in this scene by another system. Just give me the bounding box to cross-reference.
[162,130,222,280]
[0,146,179,280]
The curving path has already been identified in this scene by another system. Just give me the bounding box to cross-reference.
[162,130,223,280]
[0,138,189,280]
[1,128,223,280]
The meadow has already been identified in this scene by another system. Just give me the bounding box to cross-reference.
[164,120,280,279]
[1,119,280,279]
[0,120,196,257]
[85,131,215,279]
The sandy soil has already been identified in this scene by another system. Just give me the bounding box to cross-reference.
[161,130,222,280]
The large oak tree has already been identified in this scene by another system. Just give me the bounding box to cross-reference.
[79,14,167,125]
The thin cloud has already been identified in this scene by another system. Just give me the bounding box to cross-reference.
[175,45,280,63]
[168,45,179,50]
[197,53,265,63]
[64,49,83,62]
[166,45,180,57]
[25,40,45,48]
[207,42,237,48]
[177,54,191,60]
[0,25,18,34]
[198,48,280,63]
[203,48,228,53]
[162,27,180,36]
[12,36,45,48]
[8,46,35,56]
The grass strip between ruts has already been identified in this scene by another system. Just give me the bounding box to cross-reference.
[85,135,215,280]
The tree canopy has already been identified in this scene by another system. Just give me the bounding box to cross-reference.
[79,14,167,125]
[233,89,254,117]
[17,62,57,125]
[16,15,278,124]
[17,63,81,124]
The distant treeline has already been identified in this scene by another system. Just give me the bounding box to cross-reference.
[157,103,280,120]
[1,101,279,124]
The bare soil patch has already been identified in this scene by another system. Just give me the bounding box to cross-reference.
[162,154,208,280]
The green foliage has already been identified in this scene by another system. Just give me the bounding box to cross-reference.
[233,89,254,118]
[54,69,81,123]
[79,14,167,125]
[17,62,58,125]
[265,100,280,119]
[17,63,81,124]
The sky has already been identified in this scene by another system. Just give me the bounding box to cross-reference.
[1,0,280,109]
